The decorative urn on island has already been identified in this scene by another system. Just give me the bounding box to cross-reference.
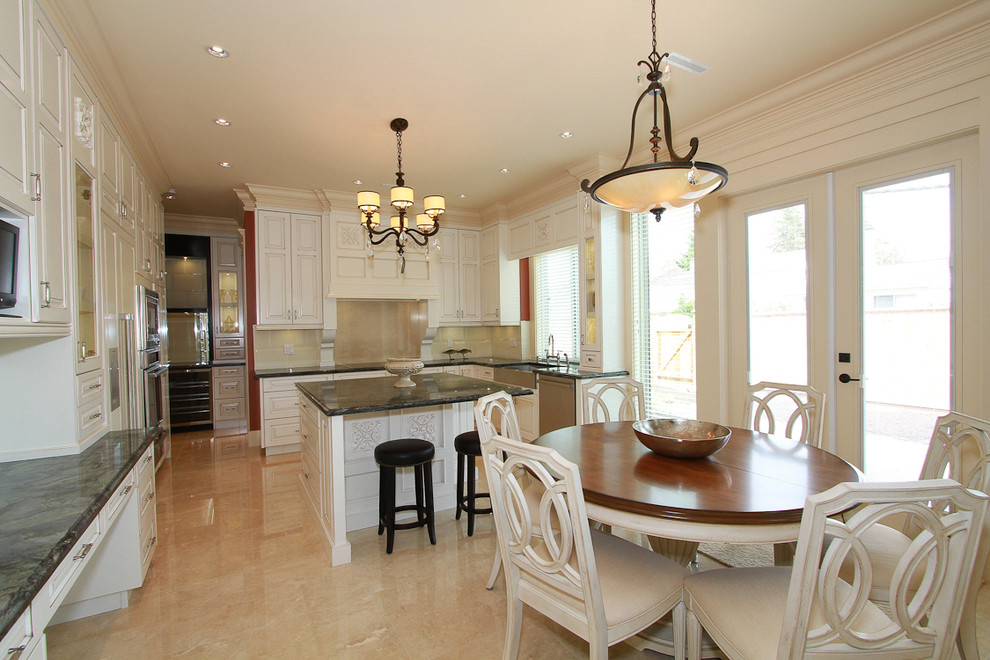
[384,357,425,388]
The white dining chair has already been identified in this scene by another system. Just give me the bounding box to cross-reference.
[480,431,688,660]
[743,381,825,448]
[684,479,989,660]
[475,391,526,589]
[844,412,990,660]
[579,376,646,424]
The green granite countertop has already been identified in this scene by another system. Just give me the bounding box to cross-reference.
[0,428,159,639]
[296,372,533,417]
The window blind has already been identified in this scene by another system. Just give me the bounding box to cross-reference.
[534,246,580,360]
[630,206,698,418]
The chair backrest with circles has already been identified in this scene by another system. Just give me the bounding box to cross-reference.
[475,390,523,444]
[743,381,825,448]
[917,412,990,500]
[479,432,608,643]
[779,479,988,659]
[580,377,646,424]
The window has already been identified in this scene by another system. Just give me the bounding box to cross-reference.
[534,246,579,360]
[630,206,697,418]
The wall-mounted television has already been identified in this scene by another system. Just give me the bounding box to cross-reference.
[0,218,19,310]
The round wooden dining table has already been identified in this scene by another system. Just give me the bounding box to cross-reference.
[533,420,863,551]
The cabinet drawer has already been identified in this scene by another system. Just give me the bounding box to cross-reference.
[214,347,245,361]
[264,391,302,418]
[138,467,156,519]
[213,375,245,400]
[262,374,331,392]
[214,365,245,378]
[76,370,104,402]
[215,399,245,420]
[104,471,135,528]
[300,445,321,510]
[139,510,157,572]
[77,398,105,438]
[215,337,244,349]
[45,516,101,611]
[137,444,155,482]
[1,607,35,660]
[580,351,602,369]
[299,415,319,458]
[263,418,301,448]
[479,366,494,381]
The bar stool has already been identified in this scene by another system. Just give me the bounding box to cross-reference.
[374,438,437,554]
[454,430,492,536]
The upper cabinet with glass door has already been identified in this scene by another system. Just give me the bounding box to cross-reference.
[74,163,101,373]
[211,236,245,363]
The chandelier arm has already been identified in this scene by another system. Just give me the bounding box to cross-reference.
[656,86,699,162]
[620,85,660,170]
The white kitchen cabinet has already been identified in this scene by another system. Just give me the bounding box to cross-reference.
[578,203,624,371]
[73,164,102,374]
[261,373,333,454]
[480,224,519,325]
[506,194,582,260]
[438,228,481,325]
[98,112,119,217]
[256,210,323,328]
[0,0,34,212]
[212,365,246,432]
[30,7,69,324]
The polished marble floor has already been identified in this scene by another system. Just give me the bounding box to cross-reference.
[47,430,990,659]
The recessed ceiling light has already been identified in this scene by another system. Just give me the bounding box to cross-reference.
[458,194,467,199]
[352,179,363,185]
[206,45,229,58]
[499,168,510,174]
[559,131,573,139]
[218,161,231,168]
[215,118,231,126]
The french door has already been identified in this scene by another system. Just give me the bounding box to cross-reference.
[727,136,977,476]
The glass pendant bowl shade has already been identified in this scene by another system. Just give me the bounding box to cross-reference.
[586,161,728,214]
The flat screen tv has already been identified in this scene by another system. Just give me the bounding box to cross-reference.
[0,218,19,310]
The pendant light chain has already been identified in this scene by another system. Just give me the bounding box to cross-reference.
[395,128,405,186]
[651,0,657,57]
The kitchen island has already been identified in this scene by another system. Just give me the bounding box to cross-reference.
[295,372,532,566]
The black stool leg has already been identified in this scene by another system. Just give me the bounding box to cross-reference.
[455,451,465,519]
[414,463,426,525]
[423,460,436,545]
[383,465,396,554]
[378,463,387,536]
[467,454,477,536]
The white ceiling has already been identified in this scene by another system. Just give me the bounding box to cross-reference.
[56,0,969,220]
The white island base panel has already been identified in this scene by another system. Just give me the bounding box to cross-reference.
[299,399,474,566]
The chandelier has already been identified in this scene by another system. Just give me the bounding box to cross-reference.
[357,118,444,273]
[581,0,727,222]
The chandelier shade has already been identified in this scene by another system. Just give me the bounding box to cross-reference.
[581,0,727,221]
[357,118,444,273]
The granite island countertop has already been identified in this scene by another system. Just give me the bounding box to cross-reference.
[296,372,533,417]
[0,428,160,639]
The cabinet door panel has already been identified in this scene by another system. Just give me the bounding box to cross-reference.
[34,11,63,136]
[34,124,69,321]
[259,251,290,324]
[438,258,459,323]
[292,250,322,324]
[460,260,481,322]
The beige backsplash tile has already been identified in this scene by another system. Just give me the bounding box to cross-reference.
[334,300,428,363]
[253,328,322,369]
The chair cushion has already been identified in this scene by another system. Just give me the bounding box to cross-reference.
[685,565,890,658]
[374,438,435,467]
[837,522,916,599]
[591,529,688,630]
[454,430,481,456]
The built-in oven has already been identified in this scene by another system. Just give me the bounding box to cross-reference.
[137,284,169,466]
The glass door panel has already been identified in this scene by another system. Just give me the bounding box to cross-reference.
[746,204,808,385]
[857,172,951,480]
[74,164,98,369]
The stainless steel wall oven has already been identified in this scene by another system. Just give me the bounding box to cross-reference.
[137,285,169,463]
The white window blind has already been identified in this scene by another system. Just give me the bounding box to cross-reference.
[534,246,580,360]
[630,206,697,418]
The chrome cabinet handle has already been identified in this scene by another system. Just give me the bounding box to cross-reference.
[7,644,27,658]
[87,411,102,421]
[122,485,133,496]
[79,340,87,362]
[145,491,155,503]
[143,453,153,464]
[40,281,51,307]
[30,173,41,201]
[73,542,94,561]
[87,382,101,391]
[146,535,157,550]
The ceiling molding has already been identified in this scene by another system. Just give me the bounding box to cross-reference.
[241,184,330,213]
[165,214,240,237]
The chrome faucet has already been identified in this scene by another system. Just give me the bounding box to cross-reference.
[547,333,554,364]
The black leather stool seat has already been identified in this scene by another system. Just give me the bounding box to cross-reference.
[375,438,436,554]
[375,437,435,466]
[455,430,491,536]
[454,430,481,456]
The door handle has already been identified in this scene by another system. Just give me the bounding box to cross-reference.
[838,373,860,383]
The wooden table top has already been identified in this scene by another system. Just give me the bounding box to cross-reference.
[534,421,862,526]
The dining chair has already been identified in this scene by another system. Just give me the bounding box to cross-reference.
[474,391,525,589]
[684,479,988,660]
[479,431,688,660]
[845,412,990,660]
[743,381,825,448]
[579,376,646,424]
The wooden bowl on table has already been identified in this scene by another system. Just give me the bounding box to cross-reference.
[632,418,731,459]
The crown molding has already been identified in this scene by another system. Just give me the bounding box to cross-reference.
[165,213,240,237]
[234,189,255,212]
[241,184,331,213]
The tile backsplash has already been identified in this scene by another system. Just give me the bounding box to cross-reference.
[334,300,428,363]
[253,329,322,369]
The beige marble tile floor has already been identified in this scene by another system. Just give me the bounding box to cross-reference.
[46,429,990,659]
